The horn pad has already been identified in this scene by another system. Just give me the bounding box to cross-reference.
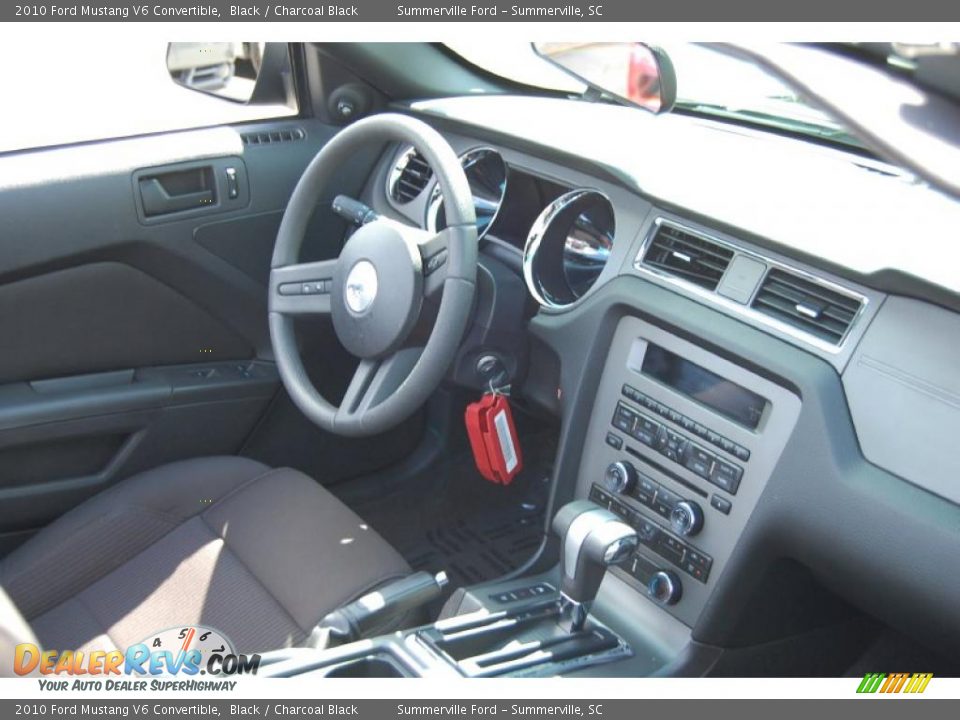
[330,222,423,359]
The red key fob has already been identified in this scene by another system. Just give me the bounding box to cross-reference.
[465,394,497,483]
[465,394,523,485]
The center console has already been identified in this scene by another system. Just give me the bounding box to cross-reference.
[576,316,801,627]
[258,315,801,679]
[260,502,645,678]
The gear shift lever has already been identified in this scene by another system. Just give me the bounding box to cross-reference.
[552,500,638,632]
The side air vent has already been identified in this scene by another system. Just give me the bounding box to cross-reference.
[389,147,432,204]
[241,128,306,145]
[752,268,862,345]
[642,223,734,291]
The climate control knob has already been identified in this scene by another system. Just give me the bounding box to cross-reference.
[669,500,704,537]
[603,461,637,495]
[648,570,683,606]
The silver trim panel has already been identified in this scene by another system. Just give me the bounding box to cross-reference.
[634,217,870,356]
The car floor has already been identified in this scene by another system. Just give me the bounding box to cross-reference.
[333,420,557,606]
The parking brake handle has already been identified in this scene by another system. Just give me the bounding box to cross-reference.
[308,570,449,649]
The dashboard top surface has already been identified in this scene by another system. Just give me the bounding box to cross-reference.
[409,95,960,299]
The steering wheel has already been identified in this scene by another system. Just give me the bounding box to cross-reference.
[268,114,478,437]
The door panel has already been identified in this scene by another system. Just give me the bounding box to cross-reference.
[0,262,252,383]
[0,116,393,551]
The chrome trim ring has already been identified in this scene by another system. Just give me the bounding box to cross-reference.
[523,188,615,310]
[426,146,508,241]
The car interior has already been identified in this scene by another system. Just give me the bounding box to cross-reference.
[1,41,959,679]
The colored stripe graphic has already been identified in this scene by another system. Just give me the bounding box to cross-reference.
[906,673,934,694]
[857,673,886,693]
[857,672,933,694]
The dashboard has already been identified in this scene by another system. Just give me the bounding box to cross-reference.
[361,95,960,658]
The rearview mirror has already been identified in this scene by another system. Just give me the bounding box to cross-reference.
[166,42,294,106]
[532,43,677,114]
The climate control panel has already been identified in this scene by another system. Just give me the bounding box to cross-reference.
[590,482,713,584]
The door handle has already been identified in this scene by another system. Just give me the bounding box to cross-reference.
[138,175,214,216]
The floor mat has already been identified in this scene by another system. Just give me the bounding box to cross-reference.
[399,488,547,587]
[348,428,556,598]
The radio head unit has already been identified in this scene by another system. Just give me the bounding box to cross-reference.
[576,316,801,628]
[637,343,769,431]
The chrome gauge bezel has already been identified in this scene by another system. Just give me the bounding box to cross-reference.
[523,188,616,310]
[426,146,508,241]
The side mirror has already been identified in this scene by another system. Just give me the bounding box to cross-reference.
[166,42,295,106]
[532,42,677,115]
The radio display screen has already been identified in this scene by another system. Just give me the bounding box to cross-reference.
[641,344,768,430]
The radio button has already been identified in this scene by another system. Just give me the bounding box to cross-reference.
[733,445,751,462]
[686,547,712,570]
[605,432,623,450]
[711,460,743,495]
[660,430,687,463]
[589,485,613,508]
[656,535,686,565]
[648,570,683,606]
[634,415,662,447]
[683,561,707,582]
[684,444,715,480]
[652,486,680,518]
[609,499,632,521]
[670,500,704,537]
[603,461,638,495]
[612,404,636,434]
[710,494,732,515]
[635,518,660,545]
[633,474,658,506]
[682,548,713,583]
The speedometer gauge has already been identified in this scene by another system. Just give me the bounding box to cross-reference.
[523,189,615,309]
[427,147,507,240]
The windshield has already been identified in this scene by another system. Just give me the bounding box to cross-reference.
[447,42,861,148]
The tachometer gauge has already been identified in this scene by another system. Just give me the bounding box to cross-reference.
[427,147,507,240]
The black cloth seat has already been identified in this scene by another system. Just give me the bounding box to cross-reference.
[0,456,410,659]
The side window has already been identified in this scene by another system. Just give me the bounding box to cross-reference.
[0,41,297,154]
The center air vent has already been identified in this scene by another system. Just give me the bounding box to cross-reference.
[642,223,733,291]
[752,268,863,345]
[389,147,432,204]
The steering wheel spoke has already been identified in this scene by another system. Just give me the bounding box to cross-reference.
[269,259,338,315]
[418,227,453,299]
[336,348,423,424]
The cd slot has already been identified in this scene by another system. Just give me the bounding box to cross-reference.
[625,445,707,498]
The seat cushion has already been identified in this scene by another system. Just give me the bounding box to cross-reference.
[0,457,410,653]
